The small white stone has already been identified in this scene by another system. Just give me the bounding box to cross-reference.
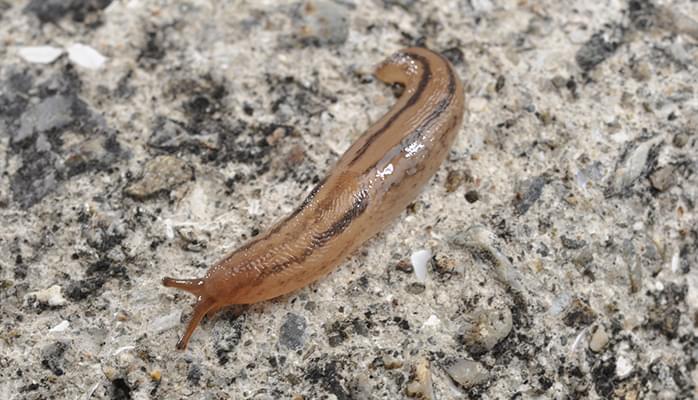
[17,46,63,64]
[423,314,441,328]
[163,219,175,240]
[468,97,488,112]
[187,184,209,220]
[411,249,432,283]
[589,325,609,352]
[247,199,262,216]
[66,43,107,69]
[28,285,67,307]
[445,359,489,388]
[615,356,633,379]
[49,320,70,333]
[470,0,494,12]
[671,251,680,273]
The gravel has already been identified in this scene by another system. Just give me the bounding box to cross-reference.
[1,0,696,398]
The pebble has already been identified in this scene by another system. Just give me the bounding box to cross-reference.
[561,235,587,250]
[615,355,633,379]
[432,254,456,274]
[405,357,434,400]
[66,43,107,69]
[444,358,489,389]
[187,364,202,385]
[395,259,413,273]
[671,251,680,274]
[295,0,349,46]
[649,165,676,192]
[124,155,194,199]
[672,132,688,148]
[17,45,63,64]
[460,306,513,355]
[422,315,441,328]
[468,97,488,112]
[445,170,464,192]
[464,190,479,203]
[410,249,431,283]
[279,313,307,350]
[175,225,209,252]
[27,285,67,307]
[575,161,605,190]
[405,282,426,295]
[514,175,546,215]
[150,370,161,382]
[452,225,524,292]
[608,137,662,195]
[382,355,403,370]
[589,325,609,352]
[575,24,624,71]
[49,320,70,333]
[562,298,596,328]
[40,341,68,376]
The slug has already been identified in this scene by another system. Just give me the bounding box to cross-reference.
[163,47,465,350]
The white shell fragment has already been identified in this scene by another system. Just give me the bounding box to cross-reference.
[615,356,634,379]
[66,43,107,69]
[423,314,441,328]
[17,46,63,64]
[411,249,432,283]
[49,320,70,333]
[671,251,680,273]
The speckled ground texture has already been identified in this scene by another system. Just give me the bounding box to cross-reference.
[1,0,697,399]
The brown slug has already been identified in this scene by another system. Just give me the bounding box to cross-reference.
[163,47,465,350]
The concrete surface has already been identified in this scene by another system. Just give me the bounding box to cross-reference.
[0,0,697,399]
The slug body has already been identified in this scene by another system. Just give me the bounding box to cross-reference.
[163,47,465,349]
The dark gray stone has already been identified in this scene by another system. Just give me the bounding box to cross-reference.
[279,312,307,350]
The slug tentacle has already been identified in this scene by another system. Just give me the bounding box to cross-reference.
[162,277,205,296]
[175,296,217,350]
[161,47,465,350]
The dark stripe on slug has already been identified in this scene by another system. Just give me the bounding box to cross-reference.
[348,53,433,164]
[256,187,369,279]
[360,58,458,177]
[222,177,328,262]
[312,188,369,243]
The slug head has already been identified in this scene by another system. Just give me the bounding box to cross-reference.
[161,277,220,350]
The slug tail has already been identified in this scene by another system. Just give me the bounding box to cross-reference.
[175,296,217,350]
[374,48,424,87]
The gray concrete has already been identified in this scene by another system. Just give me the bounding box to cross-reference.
[0,0,696,399]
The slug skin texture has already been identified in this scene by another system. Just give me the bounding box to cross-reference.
[163,47,465,350]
